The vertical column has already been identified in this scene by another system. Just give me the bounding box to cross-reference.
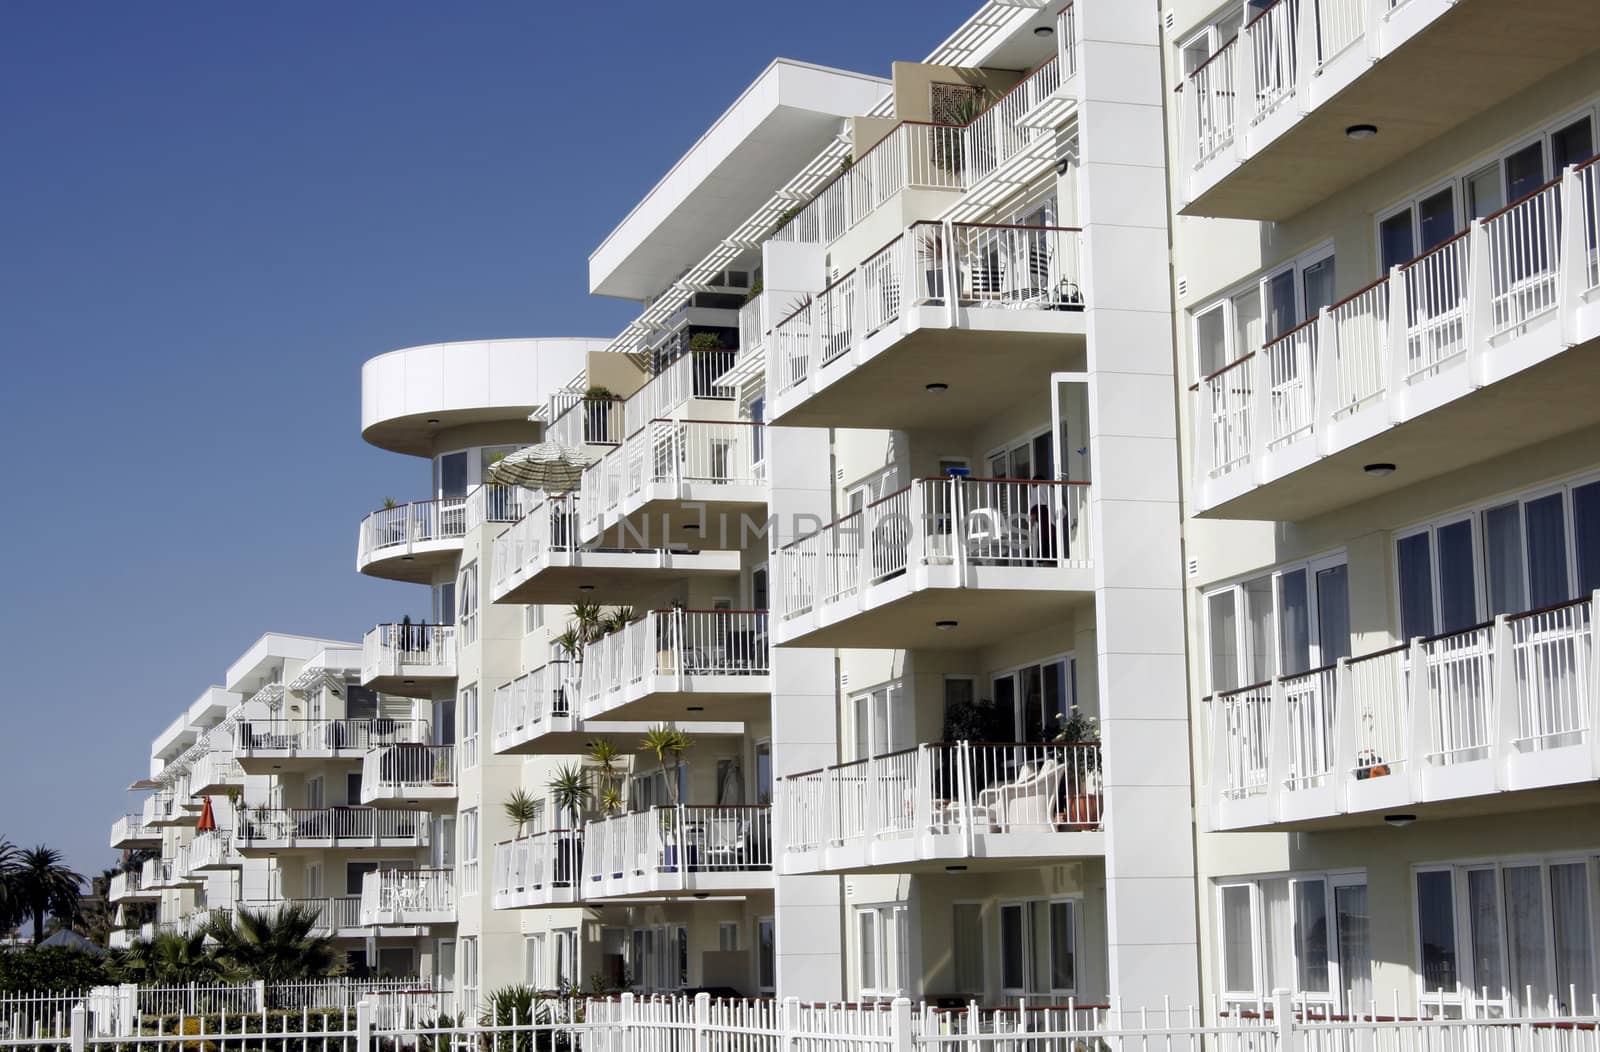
[1075,0,1201,1011]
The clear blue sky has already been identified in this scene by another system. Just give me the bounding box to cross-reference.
[0,2,972,877]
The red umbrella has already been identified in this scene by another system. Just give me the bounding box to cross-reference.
[196,796,217,833]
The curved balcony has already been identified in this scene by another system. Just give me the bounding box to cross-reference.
[237,806,432,854]
[236,718,430,772]
[489,495,741,607]
[492,831,583,908]
[576,609,770,723]
[581,805,773,900]
[356,486,534,583]
[1208,594,1600,831]
[360,744,456,807]
[769,223,1086,432]
[361,624,456,697]
[774,477,1093,650]
[780,741,1104,875]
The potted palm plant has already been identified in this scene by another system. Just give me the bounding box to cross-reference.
[1052,707,1102,830]
[503,788,539,837]
[640,725,694,871]
[547,763,590,886]
[583,386,617,443]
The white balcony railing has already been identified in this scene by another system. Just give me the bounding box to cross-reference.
[188,751,243,792]
[493,831,582,906]
[1195,161,1600,491]
[491,495,582,594]
[580,419,766,535]
[109,871,149,901]
[237,896,366,934]
[359,868,455,926]
[775,477,1092,622]
[238,807,431,847]
[738,297,765,357]
[356,486,533,568]
[361,623,457,683]
[1209,594,1600,827]
[491,662,574,752]
[548,397,626,449]
[774,222,1084,398]
[110,813,157,847]
[582,806,773,895]
[774,30,1078,248]
[781,741,1102,859]
[362,744,456,798]
[186,829,239,872]
[622,353,738,438]
[236,718,430,758]
[576,609,769,719]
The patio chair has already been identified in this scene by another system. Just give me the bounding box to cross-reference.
[976,759,1066,832]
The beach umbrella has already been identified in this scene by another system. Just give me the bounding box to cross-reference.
[196,796,216,833]
[485,442,591,492]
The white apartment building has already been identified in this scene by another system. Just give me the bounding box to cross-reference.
[107,0,1600,1021]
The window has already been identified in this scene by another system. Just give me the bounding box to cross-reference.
[524,604,544,635]
[1416,856,1598,1015]
[458,563,479,644]
[757,917,776,993]
[851,682,909,759]
[987,427,1054,481]
[992,657,1075,741]
[1397,475,1600,637]
[855,904,910,999]
[999,899,1078,995]
[436,451,468,499]
[1190,246,1335,377]
[754,740,772,806]
[1204,555,1350,693]
[526,933,547,989]
[719,922,739,952]
[458,685,479,770]
[953,903,985,994]
[461,937,478,1017]
[460,808,479,895]
[1217,873,1369,1010]
[554,928,578,990]
[434,581,456,628]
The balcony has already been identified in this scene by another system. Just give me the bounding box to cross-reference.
[576,609,770,723]
[188,751,243,796]
[237,806,432,853]
[237,896,422,939]
[622,351,739,439]
[489,495,741,607]
[1176,0,1600,219]
[492,831,583,908]
[236,718,431,772]
[1208,595,1600,831]
[186,829,243,872]
[1192,163,1600,519]
[356,485,533,583]
[110,813,160,850]
[547,394,626,450]
[491,662,578,752]
[580,805,773,899]
[779,741,1103,875]
[360,744,456,806]
[774,16,1078,249]
[770,223,1085,432]
[144,852,201,890]
[358,868,455,926]
[109,870,156,903]
[143,791,193,828]
[108,929,134,950]
[775,477,1092,650]
[578,420,767,549]
[360,624,456,697]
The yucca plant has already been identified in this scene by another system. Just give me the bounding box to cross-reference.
[639,724,694,807]
[551,627,584,664]
[481,984,539,1051]
[569,601,605,644]
[504,788,540,835]
[547,763,592,828]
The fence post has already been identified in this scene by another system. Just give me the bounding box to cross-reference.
[253,979,267,1013]
[1557,165,1583,346]
[1384,265,1406,420]
[1491,613,1518,789]
[69,1004,86,1052]
[356,1000,372,1052]
[782,997,801,1052]
[1273,988,1295,1052]
[891,998,914,1052]
[119,984,139,1038]
[694,992,711,1052]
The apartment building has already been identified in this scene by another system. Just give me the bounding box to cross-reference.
[1167,0,1600,1020]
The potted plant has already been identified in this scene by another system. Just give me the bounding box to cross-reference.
[639,724,694,869]
[583,386,617,443]
[688,331,724,352]
[917,226,949,305]
[547,764,591,886]
[586,739,624,817]
[431,750,453,786]
[1053,706,1102,830]
[503,788,539,837]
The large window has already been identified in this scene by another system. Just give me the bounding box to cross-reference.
[992,657,1077,741]
[1217,873,1370,1011]
[1204,555,1350,694]
[999,899,1078,996]
[458,563,479,645]
[851,683,910,760]
[460,807,479,895]
[1415,856,1599,1016]
[757,917,775,993]
[1191,247,1336,378]
[1397,474,1600,639]
[855,904,910,1000]
[953,903,985,995]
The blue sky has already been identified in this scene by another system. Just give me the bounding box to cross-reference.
[0,2,973,877]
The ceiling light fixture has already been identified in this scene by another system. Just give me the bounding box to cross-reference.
[925,382,949,393]
[936,620,959,630]
[426,418,441,425]
[1345,124,1378,141]
[1364,463,1397,477]
[578,584,595,592]
[1384,814,1417,828]
[403,679,416,686]
[687,706,705,713]
[1034,24,1054,37]
[945,864,968,872]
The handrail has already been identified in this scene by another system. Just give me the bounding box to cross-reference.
[1185,33,1239,81]
[1198,352,1256,385]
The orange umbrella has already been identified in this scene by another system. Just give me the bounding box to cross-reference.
[196,796,217,833]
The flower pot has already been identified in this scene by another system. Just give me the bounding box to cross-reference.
[1062,792,1102,830]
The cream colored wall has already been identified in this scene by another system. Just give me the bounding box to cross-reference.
[889,62,1024,124]
[585,351,649,400]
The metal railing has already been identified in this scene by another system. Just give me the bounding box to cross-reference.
[237,807,430,846]
[1194,159,1600,485]
[361,744,457,796]
[234,896,365,934]
[581,805,773,889]
[623,352,738,438]
[581,419,767,533]
[576,609,769,718]
[548,396,626,448]
[738,295,765,356]
[235,718,429,756]
[780,741,1102,855]
[492,830,583,902]
[491,661,574,751]
[774,477,1092,622]
[1210,594,1600,822]
[108,871,147,901]
[775,222,1084,396]
[361,623,456,682]
[184,830,237,872]
[358,868,454,925]
[356,485,528,566]
[109,814,157,847]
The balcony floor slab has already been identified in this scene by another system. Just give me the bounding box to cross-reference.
[493,549,742,606]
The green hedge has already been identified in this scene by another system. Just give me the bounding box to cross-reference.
[0,948,112,994]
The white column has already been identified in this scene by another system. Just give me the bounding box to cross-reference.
[1075,0,1201,1011]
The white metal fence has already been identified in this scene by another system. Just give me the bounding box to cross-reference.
[235,718,429,758]
[492,661,575,750]
[360,623,456,683]
[576,610,769,718]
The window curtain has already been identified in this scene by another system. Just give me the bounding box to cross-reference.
[1549,863,1595,1013]
[1484,504,1527,616]
[1221,886,1256,993]
[953,904,984,994]
[1466,868,1506,1004]
[1292,879,1331,994]
[1525,494,1571,608]
[1503,866,1550,1011]
[1260,878,1295,995]
[1334,884,1372,1008]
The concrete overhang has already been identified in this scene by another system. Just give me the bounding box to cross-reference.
[588,59,891,302]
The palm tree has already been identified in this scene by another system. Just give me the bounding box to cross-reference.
[111,931,235,985]
[503,788,540,836]
[0,840,21,935]
[569,601,604,645]
[546,764,591,829]
[205,903,344,987]
[586,738,624,816]
[10,845,85,944]
[639,725,693,807]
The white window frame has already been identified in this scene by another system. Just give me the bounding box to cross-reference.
[526,933,547,989]
[459,684,479,770]
[1190,242,1336,381]
[1215,870,1370,1011]
[854,903,911,1001]
[757,916,776,993]
[458,562,479,645]
[460,807,479,896]
[997,896,1081,997]
[990,652,1077,741]
[850,681,907,760]
[1202,551,1350,695]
